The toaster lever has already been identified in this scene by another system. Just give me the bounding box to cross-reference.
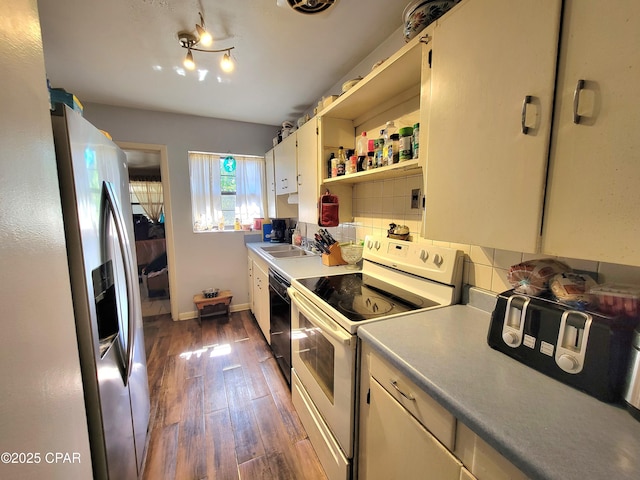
[502,295,529,348]
[555,311,591,374]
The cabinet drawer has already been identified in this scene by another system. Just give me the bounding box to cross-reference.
[369,352,456,450]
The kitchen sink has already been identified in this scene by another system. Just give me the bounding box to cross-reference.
[269,249,313,258]
[260,244,302,252]
[260,244,315,258]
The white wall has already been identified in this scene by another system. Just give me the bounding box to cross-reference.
[0,0,93,478]
[83,103,277,318]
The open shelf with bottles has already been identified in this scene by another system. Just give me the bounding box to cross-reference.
[323,159,421,185]
[315,30,428,188]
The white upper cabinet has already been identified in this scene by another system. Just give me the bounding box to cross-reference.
[265,147,297,219]
[424,0,562,252]
[274,133,297,195]
[542,0,640,266]
[296,119,319,224]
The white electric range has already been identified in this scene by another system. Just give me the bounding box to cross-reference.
[288,235,464,479]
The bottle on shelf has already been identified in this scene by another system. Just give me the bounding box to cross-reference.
[388,133,400,164]
[328,152,335,178]
[356,131,368,172]
[336,146,346,176]
[234,218,241,230]
[383,121,397,166]
[367,139,375,170]
[347,155,358,175]
[412,122,420,159]
[376,130,385,167]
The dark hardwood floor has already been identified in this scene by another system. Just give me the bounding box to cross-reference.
[141,309,327,480]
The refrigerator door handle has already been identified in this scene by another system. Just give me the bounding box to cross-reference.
[103,181,136,385]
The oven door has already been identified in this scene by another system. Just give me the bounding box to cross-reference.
[288,286,356,457]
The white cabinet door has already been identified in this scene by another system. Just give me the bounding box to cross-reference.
[296,119,319,223]
[542,0,640,266]
[252,261,270,343]
[359,379,461,480]
[265,147,297,219]
[274,134,297,195]
[425,0,562,252]
[247,258,254,314]
[265,148,277,219]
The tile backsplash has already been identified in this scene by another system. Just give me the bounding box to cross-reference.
[299,174,640,294]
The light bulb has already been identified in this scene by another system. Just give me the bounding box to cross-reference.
[220,52,234,73]
[183,50,195,70]
[196,24,213,47]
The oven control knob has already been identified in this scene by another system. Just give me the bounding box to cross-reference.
[557,353,580,372]
[502,331,520,346]
[433,254,443,267]
[367,239,373,249]
[419,249,429,262]
[374,241,381,250]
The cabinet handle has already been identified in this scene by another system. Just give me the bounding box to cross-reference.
[521,95,532,134]
[573,79,586,124]
[390,380,415,401]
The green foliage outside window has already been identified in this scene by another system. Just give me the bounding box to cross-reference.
[219,158,236,227]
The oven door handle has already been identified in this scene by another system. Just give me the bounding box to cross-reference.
[288,287,353,346]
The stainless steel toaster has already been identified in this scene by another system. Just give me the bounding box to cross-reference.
[488,290,639,402]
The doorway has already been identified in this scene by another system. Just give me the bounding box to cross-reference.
[119,142,175,320]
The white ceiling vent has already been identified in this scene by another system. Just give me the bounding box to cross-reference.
[277,0,337,15]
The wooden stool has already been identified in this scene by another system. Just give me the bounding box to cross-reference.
[193,290,233,324]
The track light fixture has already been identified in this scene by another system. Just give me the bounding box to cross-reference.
[178,12,235,72]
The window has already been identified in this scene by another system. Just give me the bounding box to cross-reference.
[189,151,265,231]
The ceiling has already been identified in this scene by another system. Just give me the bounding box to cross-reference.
[37,0,411,128]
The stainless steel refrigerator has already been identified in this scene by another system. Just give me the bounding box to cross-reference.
[51,104,150,479]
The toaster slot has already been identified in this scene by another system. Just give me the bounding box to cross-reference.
[555,311,591,374]
[502,295,529,347]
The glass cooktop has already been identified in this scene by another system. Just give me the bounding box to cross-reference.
[296,273,440,322]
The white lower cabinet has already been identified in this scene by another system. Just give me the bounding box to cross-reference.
[360,379,461,480]
[247,252,270,343]
[358,345,528,480]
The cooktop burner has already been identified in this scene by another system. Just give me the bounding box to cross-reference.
[296,273,440,322]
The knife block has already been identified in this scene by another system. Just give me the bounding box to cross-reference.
[322,243,347,266]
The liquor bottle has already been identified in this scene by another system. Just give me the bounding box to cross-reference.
[336,146,346,176]
[327,152,335,178]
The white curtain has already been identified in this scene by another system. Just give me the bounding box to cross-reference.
[130,181,163,223]
[235,156,265,223]
[189,152,264,231]
[189,152,222,231]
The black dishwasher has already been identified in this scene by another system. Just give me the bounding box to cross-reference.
[268,268,291,386]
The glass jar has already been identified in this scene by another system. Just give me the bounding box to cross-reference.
[399,126,414,161]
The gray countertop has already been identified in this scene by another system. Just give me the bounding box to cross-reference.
[246,241,357,280]
[358,305,640,480]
